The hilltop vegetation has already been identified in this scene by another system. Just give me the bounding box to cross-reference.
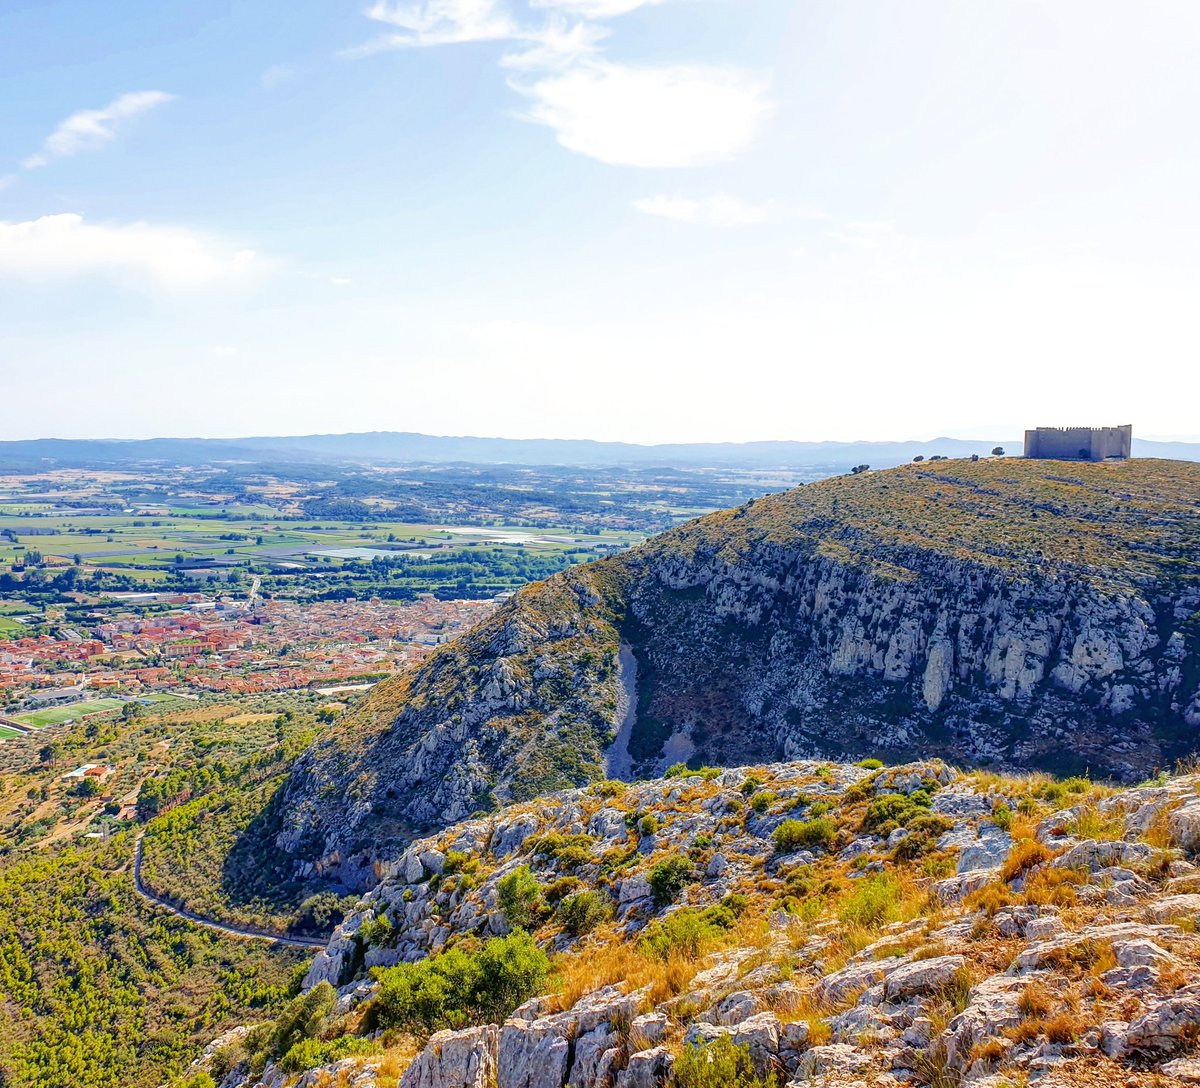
[275,459,1200,879]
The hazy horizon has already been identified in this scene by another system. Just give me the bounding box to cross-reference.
[6,425,1200,449]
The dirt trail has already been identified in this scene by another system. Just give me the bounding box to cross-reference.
[132,834,328,949]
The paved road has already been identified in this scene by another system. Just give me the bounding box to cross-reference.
[133,834,329,949]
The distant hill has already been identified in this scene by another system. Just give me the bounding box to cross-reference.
[1,429,1196,470]
[274,456,1200,886]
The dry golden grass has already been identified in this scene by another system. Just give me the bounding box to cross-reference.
[225,712,279,726]
[1018,981,1053,1019]
[1000,839,1054,883]
[1023,866,1085,907]
[550,909,770,1010]
[1142,805,1176,850]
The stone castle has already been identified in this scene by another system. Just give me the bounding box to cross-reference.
[1023,424,1132,461]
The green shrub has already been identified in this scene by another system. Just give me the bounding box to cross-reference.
[648,855,694,907]
[473,930,551,1022]
[497,865,549,929]
[740,774,764,796]
[179,1075,216,1088]
[278,1036,378,1073]
[673,1034,777,1088]
[249,981,337,1067]
[638,898,745,961]
[371,931,549,1033]
[665,763,720,780]
[544,876,582,904]
[639,814,659,837]
[372,946,479,1033]
[359,912,393,947]
[749,791,775,814]
[533,833,597,869]
[856,758,884,770]
[838,873,902,928]
[773,817,836,854]
[557,890,613,936]
[991,803,1013,831]
[860,793,931,835]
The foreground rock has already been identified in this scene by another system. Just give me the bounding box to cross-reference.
[205,760,1200,1088]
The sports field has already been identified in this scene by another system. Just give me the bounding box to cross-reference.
[13,694,180,729]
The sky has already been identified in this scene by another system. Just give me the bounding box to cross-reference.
[1,0,1198,444]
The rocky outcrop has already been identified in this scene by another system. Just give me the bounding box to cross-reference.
[205,760,1200,1088]
[273,459,1200,883]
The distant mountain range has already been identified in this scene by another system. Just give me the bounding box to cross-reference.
[0,430,1197,470]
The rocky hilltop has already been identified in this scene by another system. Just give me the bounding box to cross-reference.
[200,759,1200,1088]
[276,459,1200,884]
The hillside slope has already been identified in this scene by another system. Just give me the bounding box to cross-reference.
[275,459,1200,884]
[205,759,1200,1088]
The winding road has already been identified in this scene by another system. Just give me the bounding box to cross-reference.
[132,834,330,949]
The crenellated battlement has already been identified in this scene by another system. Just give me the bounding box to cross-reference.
[1023,424,1132,460]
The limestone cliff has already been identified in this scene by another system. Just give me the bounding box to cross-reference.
[275,459,1200,882]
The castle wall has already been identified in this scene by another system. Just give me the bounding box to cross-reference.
[1024,425,1132,461]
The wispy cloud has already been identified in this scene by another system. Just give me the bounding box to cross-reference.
[22,91,174,170]
[515,62,771,168]
[344,1,773,169]
[500,18,608,71]
[529,0,679,16]
[344,0,517,55]
[633,193,775,226]
[0,213,261,289]
[0,174,16,192]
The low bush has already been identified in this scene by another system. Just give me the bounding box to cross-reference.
[359,912,393,947]
[673,1034,777,1088]
[534,833,598,869]
[838,873,903,928]
[557,890,613,936]
[278,1036,378,1073]
[860,792,931,835]
[773,817,836,854]
[370,931,549,1034]
[497,865,550,929]
[648,854,694,907]
[246,981,337,1071]
[639,897,746,962]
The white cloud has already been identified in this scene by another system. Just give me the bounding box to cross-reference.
[0,214,261,289]
[514,62,771,167]
[634,193,774,226]
[530,0,677,17]
[0,174,16,191]
[500,19,608,71]
[344,0,516,55]
[22,91,174,170]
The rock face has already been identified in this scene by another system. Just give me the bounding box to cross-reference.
[274,459,1200,883]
